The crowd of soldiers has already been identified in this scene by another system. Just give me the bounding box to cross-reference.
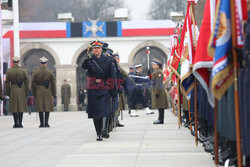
[1,56,56,128]
[0,39,169,142]
[82,40,169,141]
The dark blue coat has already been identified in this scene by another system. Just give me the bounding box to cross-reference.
[82,54,116,119]
[128,72,150,109]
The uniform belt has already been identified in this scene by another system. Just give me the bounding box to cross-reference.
[37,81,50,89]
[12,81,24,88]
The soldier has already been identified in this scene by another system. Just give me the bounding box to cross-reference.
[151,59,169,124]
[61,79,71,111]
[82,40,116,141]
[32,57,56,128]
[5,57,29,128]
[129,64,152,116]
[129,66,135,75]
[112,52,131,127]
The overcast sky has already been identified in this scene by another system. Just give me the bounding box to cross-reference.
[124,0,152,20]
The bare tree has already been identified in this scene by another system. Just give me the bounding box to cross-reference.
[149,0,186,20]
[20,0,123,22]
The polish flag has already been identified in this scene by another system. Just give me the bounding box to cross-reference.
[3,22,67,38]
[122,20,176,36]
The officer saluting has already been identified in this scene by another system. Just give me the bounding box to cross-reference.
[32,57,56,128]
[82,40,116,141]
[5,57,29,128]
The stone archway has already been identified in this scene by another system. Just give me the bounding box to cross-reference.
[128,41,169,75]
[21,48,56,86]
[128,40,169,64]
[20,43,61,65]
[76,49,88,92]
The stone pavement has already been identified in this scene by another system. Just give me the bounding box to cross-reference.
[0,110,215,167]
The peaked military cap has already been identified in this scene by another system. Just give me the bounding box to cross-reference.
[113,52,119,59]
[102,42,109,50]
[91,40,103,48]
[107,48,113,54]
[152,59,162,67]
[135,64,142,68]
[40,56,48,64]
[129,66,135,69]
[12,57,20,63]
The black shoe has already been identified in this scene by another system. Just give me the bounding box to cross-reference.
[39,124,45,128]
[45,123,50,128]
[13,124,19,128]
[18,124,23,128]
[101,129,109,138]
[116,123,124,127]
[153,120,164,124]
[96,135,103,141]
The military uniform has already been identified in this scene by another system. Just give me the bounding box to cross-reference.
[112,52,130,127]
[61,82,71,111]
[82,40,116,141]
[151,59,168,124]
[32,57,56,128]
[5,57,29,128]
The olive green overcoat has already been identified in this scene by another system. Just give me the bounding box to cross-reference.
[151,68,169,109]
[32,66,56,112]
[5,65,29,113]
[61,84,71,105]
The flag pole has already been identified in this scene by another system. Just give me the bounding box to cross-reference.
[230,0,242,166]
[190,1,198,147]
[194,78,198,146]
[214,98,218,166]
[188,99,192,131]
[177,78,181,129]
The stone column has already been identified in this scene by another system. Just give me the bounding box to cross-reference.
[55,65,77,111]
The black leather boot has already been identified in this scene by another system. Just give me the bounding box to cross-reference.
[18,113,23,128]
[153,109,164,124]
[101,117,109,138]
[45,112,50,127]
[13,113,19,128]
[93,119,102,141]
[39,112,45,128]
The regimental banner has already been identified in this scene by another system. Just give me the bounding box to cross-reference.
[180,1,199,98]
[234,0,248,48]
[193,0,217,107]
[208,0,233,99]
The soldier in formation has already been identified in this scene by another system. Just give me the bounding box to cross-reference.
[150,59,168,124]
[61,79,71,111]
[5,57,29,128]
[129,64,151,117]
[32,57,56,128]
[82,40,116,141]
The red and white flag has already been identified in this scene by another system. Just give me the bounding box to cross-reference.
[234,0,248,48]
[193,0,217,107]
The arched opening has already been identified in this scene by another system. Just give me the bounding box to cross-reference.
[76,49,88,92]
[132,46,167,75]
[21,49,56,86]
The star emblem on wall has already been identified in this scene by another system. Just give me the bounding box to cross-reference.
[84,19,104,37]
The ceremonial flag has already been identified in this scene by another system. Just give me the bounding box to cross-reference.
[234,0,248,48]
[193,0,217,107]
[208,0,233,99]
[170,24,183,78]
[180,0,199,97]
